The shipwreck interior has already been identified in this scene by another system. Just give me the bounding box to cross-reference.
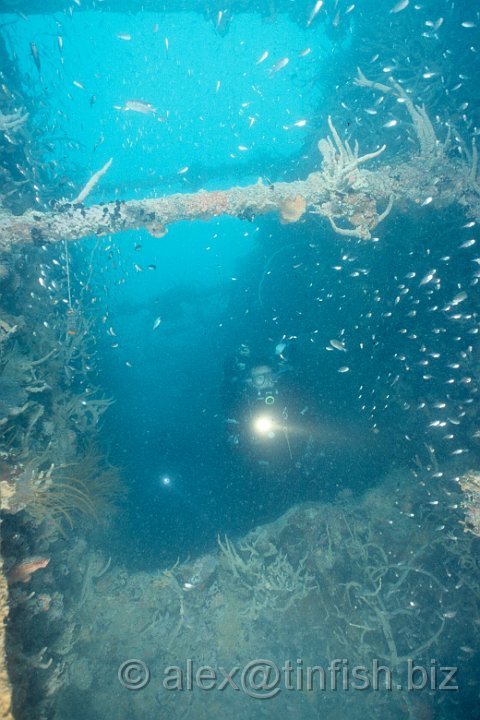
[0,1,480,719]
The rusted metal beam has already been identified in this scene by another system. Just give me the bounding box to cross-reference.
[1,102,478,253]
[0,174,325,249]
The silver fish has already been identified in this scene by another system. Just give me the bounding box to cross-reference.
[390,0,409,13]
[269,58,289,76]
[123,100,156,115]
[30,41,41,77]
[307,1,323,27]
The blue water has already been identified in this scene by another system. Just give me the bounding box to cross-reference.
[3,4,358,565]
[1,1,480,718]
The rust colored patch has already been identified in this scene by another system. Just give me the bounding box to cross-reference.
[279,195,306,224]
[7,557,50,584]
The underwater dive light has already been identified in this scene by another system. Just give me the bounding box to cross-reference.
[253,415,275,434]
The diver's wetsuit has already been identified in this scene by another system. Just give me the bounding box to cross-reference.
[222,349,293,464]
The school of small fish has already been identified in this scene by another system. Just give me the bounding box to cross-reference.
[11,0,480,562]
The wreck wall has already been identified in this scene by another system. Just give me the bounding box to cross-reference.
[0,552,13,720]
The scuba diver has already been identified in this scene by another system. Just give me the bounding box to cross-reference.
[222,339,296,464]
